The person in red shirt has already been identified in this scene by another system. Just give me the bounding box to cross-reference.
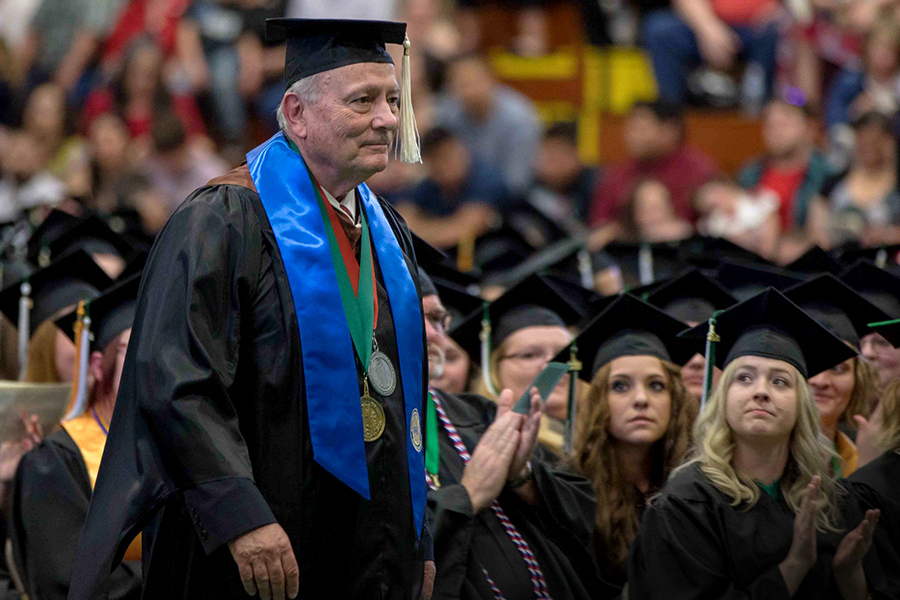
[737,95,832,231]
[81,38,207,143]
[589,101,718,228]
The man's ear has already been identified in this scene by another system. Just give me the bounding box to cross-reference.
[89,350,104,386]
[282,93,309,139]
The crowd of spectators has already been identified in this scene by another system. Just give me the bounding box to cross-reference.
[2,0,900,279]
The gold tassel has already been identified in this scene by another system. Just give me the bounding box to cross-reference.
[397,35,421,164]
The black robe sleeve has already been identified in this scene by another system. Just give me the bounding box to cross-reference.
[9,433,141,600]
[128,187,277,553]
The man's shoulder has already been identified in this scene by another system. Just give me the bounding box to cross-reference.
[206,163,258,193]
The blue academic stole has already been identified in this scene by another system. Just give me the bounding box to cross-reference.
[247,132,426,539]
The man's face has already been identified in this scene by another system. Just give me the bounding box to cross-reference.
[447,57,494,118]
[762,101,810,159]
[291,62,400,182]
[422,294,448,379]
[426,139,470,193]
[624,109,672,160]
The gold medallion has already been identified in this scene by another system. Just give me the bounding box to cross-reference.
[361,394,386,442]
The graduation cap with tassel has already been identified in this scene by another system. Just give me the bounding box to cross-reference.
[56,273,141,420]
[266,18,421,163]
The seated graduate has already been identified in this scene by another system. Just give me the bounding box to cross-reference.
[643,268,738,412]
[785,274,888,477]
[629,288,885,600]
[560,293,697,590]
[420,269,610,599]
[427,276,483,395]
[850,343,900,597]
[9,275,142,600]
[839,260,900,389]
[0,250,112,383]
[450,275,583,456]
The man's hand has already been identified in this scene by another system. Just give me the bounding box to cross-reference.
[422,560,435,600]
[697,21,740,69]
[228,523,299,600]
[460,389,523,512]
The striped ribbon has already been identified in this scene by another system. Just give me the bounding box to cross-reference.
[428,391,552,599]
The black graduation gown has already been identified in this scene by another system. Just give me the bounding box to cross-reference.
[426,389,612,599]
[68,176,430,600]
[628,462,888,600]
[849,451,900,597]
[9,429,141,600]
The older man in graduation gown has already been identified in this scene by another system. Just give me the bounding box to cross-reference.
[419,269,613,599]
[68,18,432,600]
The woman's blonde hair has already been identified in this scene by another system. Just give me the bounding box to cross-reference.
[842,357,880,428]
[689,359,844,532]
[24,320,63,383]
[571,357,693,578]
[875,379,900,452]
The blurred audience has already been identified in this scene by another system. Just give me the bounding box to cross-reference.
[694,176,780,259]
[809,111,900,248]
[618,179,693,243]
[589,101,717,230]
[140,111,225,214]
[641,0,780,110]
[528,122,595,229]
[435,53,541,196]
[737,94,831,231]
[0,131,65,222]
[395,127,504,249]
[22,83,85,185]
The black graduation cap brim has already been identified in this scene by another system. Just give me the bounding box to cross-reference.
[677,235,772,269]
[680,287,857,378]
[504,199,575,248]
[552,293,699,381]
[541,272,601,319]
[602,241,683,289]
[26,209,80,265]
[56,273,140,351]
[784,273,892,346]
[432,279,483,325]
[784,246,846,276]
[449,274,583,359]
[839,259,900,318]
[0,249,113,337]
[645,268,737,325]
[867,319,900,347]
[498,238,591,287]
[834,242,900,269]
[46,215,134,264]
[714,260,806,301]
[266,19,406,88]
[447,226,536,280]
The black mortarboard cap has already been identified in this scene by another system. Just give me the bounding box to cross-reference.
[0,261,32,290]
[26,210,80,266]
[680,287,856,378]
[449,274,582,360]
[56,273,140,351]
[45,215,134,264]
[602,241,683,289]
[714,260,805,300]
[784,246,845,276]
[677,235,771,269]
[784,273,892,347]
[834,243,900,271]
[412,232,481,294]
[542,272,602,319]
[645,268,737,325]
[447,226,535,282]
[497,238,603,291]
[552,293,698,381]
[0,249,113,337]
[266,19,406,89]
[431,278,483,325]
[839,259,900,317]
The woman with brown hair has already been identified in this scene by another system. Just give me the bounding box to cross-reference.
[785,274,889,476]
[563,293,697,590]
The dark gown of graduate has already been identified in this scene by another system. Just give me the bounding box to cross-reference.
[426,389,614,599]
[628,462,891,600]
[849,451,900,597]
[67,166,429,600]
[10,428,141,600]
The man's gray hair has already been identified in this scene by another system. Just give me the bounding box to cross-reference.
[275,73,324,131]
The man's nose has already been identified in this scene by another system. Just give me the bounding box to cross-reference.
[372,97,399,130]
